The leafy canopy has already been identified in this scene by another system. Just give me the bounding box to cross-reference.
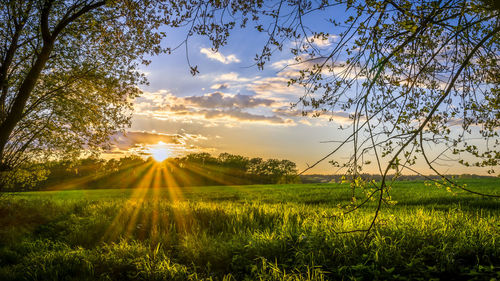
[171,0,499,181]
[0,0,265,176]
[172,0,500,233]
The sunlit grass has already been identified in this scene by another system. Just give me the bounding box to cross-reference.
[0,179,498,280]
[101,161,194,243]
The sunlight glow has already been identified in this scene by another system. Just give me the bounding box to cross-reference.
[149,141,172,162]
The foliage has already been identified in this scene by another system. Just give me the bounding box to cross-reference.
[1,0,498,236]
[0,164,49,191]
[27,153,299,191]
[141,0,500,232]
[174,0,500,233]
[0,179,498,280]
[0,0,164,171]
[0,0,267,189]
[168,0,499,183]
[285,0,500,178]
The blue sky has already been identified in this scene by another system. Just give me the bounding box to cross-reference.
[106,16,358,174]
[106,5,495,176]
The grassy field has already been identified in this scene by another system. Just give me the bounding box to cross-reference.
[0,178,499,280]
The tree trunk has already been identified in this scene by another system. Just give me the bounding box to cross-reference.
[0,42,54,170]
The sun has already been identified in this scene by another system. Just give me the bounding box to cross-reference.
[149,141,172,162]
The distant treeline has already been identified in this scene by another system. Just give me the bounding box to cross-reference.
[36,153,300,190]
[300,173,496,183]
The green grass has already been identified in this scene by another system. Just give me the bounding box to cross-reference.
[0,178,499,280]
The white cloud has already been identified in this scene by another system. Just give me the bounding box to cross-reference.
[213,72,253,82]
[200,48,240,64]
[273,107,352,125]
[308,34,339,48]
[271,56,365,81]
[247,76,304,100]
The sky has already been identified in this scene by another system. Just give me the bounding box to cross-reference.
[104,4,495,176]
[104,15,356,174]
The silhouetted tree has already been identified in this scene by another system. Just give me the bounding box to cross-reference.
[0,0,266,189]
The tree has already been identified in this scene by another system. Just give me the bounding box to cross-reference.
[0,0,267,189]
[170,0,498,182]
[0,0,161,181]
[266,0,499,233]
[257,159,298,183]
[172,0,499,233]
[1,0,498,212]
[218,153,249,171]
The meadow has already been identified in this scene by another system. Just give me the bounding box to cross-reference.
[0,178,499,280]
